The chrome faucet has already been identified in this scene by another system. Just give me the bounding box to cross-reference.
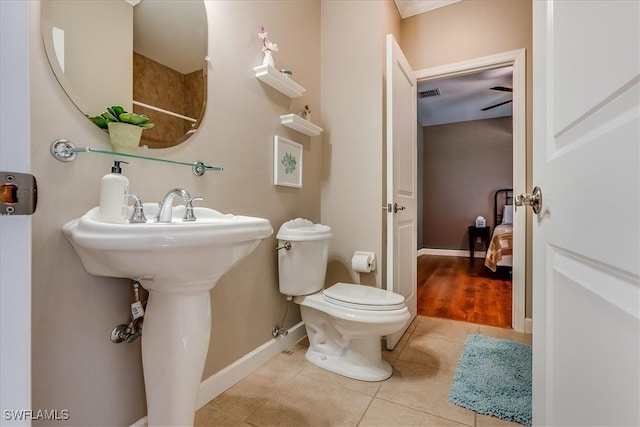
[127,194,147,223]
[155,188,191,222]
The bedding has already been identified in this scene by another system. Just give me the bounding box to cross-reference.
[483,188,514,272]
[484,223,513,272]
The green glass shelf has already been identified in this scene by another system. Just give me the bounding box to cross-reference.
[50,139,222,176]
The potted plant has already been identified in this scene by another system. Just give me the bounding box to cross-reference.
[88,106,154,154]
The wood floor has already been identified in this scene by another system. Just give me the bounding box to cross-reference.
[417,255,513,328]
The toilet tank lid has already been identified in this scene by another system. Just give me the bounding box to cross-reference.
[276,218,333,241]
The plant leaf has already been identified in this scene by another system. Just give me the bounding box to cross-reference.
[87,115,108,129]
[119,112,148,125]
[110,105,125,116]
[102,111,118,122]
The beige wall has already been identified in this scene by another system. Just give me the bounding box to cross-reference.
[27,1,531,424]
[30,1,320,424]
[321,0,401,289]
[422,117,513,250]
[400,0,533,317]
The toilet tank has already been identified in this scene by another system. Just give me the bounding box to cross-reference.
[276,218,333,296]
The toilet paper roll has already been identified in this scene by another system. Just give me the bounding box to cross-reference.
[352,251,376,273]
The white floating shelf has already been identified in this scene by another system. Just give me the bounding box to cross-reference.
[280,114,323,136]
[254,64,306,98]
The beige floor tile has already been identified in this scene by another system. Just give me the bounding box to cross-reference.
[477,325,532,345]
[399,333,466,373]
[294,336,384,396]
[292,336,310,352]
[476,413,526,427]
[299,362,382,396]
[413,316,480,341]
[261,347,310,376]
[210,349,308,419]
[359,398,469,427]
[383,327,412,365]
[202,316,531,427]
[376,359,475,426]
[246,373,373,427]
[194,404,244,427]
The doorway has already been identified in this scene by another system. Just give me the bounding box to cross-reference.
[417,254,513,327]
[414,49,526,331]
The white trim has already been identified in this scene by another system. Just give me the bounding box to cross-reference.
[197,321,306,407]
[0,1,32,420]
[129,417,147,427]
[394,0,461,19]
[415,48,527,332]
[418,248,486,258]
[130,321,307,427]
[525,317,533,334]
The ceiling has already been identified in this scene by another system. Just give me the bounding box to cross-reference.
[417,66,513,127]
[392,1,514,127]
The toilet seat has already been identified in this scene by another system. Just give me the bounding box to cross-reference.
[323,283,406,311]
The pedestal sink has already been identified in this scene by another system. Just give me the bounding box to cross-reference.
[63,203,273,426]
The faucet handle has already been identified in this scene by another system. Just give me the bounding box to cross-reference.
[127,194,148,223]
[183,196,204,222]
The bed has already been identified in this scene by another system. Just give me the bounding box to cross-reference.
[484,188,513,272]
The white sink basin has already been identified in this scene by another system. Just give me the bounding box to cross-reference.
[62,202,273,426]
[63,203,273,290]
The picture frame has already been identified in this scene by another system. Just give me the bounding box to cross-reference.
[273,135,303,188]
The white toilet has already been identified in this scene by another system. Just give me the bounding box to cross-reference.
[277,218,410,381]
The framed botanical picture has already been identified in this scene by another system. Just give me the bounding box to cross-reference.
[273,136,303,188]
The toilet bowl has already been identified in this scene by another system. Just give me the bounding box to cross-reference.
[277,219,410,381]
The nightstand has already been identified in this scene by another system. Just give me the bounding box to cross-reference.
[468,225,491,262]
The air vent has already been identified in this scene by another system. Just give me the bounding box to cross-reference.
[418,88,440,98]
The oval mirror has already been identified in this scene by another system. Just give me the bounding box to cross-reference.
[41,0,208,149]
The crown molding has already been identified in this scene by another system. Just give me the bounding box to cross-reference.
[394,0,461,19]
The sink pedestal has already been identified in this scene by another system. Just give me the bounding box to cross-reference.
[61,204,273,426]
[141,283,212,426]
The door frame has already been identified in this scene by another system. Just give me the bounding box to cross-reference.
[414,49,527,332]
[0,0,32,415]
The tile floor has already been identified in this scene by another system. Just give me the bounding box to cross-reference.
[195,316,532,427]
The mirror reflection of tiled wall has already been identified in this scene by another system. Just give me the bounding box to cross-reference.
[133,52,206,149]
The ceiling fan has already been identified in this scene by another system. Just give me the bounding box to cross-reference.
[481,86,512,111]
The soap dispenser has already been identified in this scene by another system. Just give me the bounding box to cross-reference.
[99,160,129,223]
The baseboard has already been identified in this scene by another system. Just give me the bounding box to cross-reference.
[130,321,307,427]
[130,417,147,427]
[525,317,533,334]
[197,321,306,408]
[418,248,486,258]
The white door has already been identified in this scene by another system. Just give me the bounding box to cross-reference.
[0,0,32,421]
[532,1,639,425]
[385,34,417,350]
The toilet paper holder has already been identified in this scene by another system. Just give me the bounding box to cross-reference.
[352,251,376,273]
